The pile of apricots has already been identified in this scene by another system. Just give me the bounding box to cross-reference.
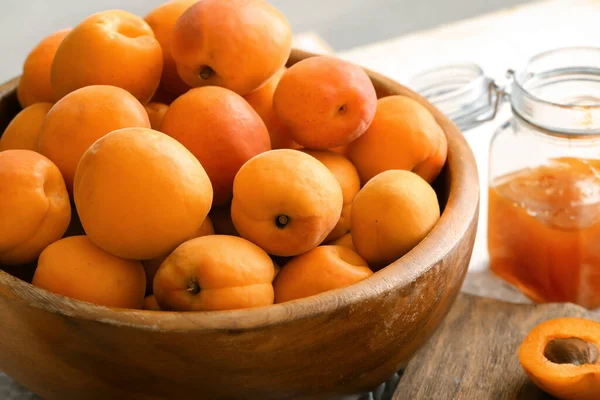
[0,0,447,312]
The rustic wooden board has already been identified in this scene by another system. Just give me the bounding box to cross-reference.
[394,293,600,400]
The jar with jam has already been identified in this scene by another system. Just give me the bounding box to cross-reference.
[411,47,600,309]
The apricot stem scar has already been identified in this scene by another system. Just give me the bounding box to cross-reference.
[199,66,214,80]
[187,278,200,294]
[275,215,289,229]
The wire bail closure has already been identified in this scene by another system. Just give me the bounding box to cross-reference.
[409,63,512,132]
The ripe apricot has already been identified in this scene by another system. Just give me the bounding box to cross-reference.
[144,0,194,97]
[231,149,343,256]
[153,235,275,311]
[273,245,372,303]
[171,0,292,95]
[328,233,356,252]
[143,295,160,311]
[32,235,146,309]
[351,170,440,269]
[161,86,270,204]
[244,68,300,150]
[51,10,163,104]
[0,103,52,151]
[74,127,213,260]
[301,149,360,241]
[142,216,214,292]
[194,216,215,238]
[273,56,377,149]
[17,28,70,108]
[38,85,150,193]
[347,95,448,185]
[330,145,348,155]
[0,150,70,265]
[144,102,168,130]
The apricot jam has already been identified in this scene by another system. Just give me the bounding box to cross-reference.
[488,157,600,308]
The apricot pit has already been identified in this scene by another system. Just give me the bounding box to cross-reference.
[544,337,599,366]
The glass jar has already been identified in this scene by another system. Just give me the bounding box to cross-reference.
[411,47,600,309]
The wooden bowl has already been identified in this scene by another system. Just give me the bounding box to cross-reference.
[0,49,479,400]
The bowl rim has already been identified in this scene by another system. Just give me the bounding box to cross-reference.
[0,49,480,332]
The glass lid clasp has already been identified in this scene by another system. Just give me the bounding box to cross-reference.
[409,63,511,132]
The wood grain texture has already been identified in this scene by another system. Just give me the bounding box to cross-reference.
[394,293,600,400]
[0,49,479,400]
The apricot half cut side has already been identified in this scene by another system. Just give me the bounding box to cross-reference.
[519,317,600,400]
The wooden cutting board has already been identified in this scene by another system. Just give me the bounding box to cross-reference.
[393,293,600,400]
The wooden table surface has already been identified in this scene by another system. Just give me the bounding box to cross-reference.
[394,294,600,399]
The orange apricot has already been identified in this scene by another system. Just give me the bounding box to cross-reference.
[17,28,70,108]
[231,149,343,256]
[143,295,161,311]
[144,102,169,130]
[161,86,271,205]
[328,233,356,252]
[51,10,163,104]
[301,149,360,241]
[144,0,195,97]
[142,216,214,292]
[0,103,52,151]
[0,150,70,265]
[32,235,146,309]
[73,127,213,260]
[243,68,300,150]
[38,85,150,193]
[347,95,448,185]
[153,235,275,311]
[351,170,440,269]
[273,245,372,303]
[171,0,292,95]
[273,56,377,149]
[330,145,348,155]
